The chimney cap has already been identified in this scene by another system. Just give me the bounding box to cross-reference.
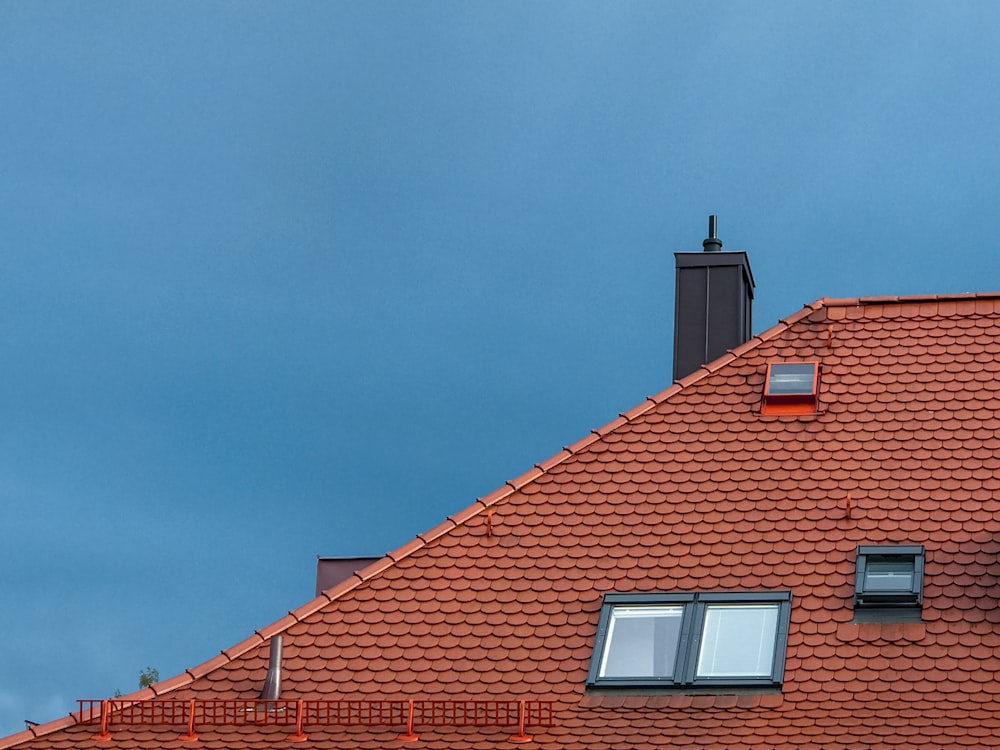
[702,215,723,252]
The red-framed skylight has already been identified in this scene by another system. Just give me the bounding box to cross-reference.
[761,362,820,415]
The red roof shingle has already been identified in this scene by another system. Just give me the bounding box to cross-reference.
[7,293,1000,748]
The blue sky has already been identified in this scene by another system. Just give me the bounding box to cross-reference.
[2,1,1000,735]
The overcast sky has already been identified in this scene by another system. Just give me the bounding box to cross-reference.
[3,1,1000,735]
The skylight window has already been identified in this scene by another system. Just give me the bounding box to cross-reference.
[697,603,780,678]
[855,546,924,614]
[761,362,819,415]
[588,591,791,689]
[599,605,683,678]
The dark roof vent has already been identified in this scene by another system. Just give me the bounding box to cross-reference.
[672,216,755,381]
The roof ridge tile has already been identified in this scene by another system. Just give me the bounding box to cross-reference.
[352,556,402,583]
[255,615,297,640]
[858,295,899,304]
[727,337,762,359]
[645,382,683,406]
[775,303,822,328]
[820,291,1000,307]
[675,367,709,389]
[149,674,192,696]
[701,351,737,374]
[618,398,657,420]
[475,486,517,508]
[0,730,36,748]
[224,633,265,659]
[288,596,332,622]
[15,715,79,745]
[591,416,628,438]
[414,519,458,545]
[939,291,980,300]
[385,538,427,563]
[563,432,602,456]
[819,296,860,307]
[506,466,544,491]
[447,499,489,526]
[534,449,573,472]
[185,653,230,681]
[41,716,80,733]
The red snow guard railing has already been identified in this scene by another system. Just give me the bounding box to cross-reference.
[78,698,554,743]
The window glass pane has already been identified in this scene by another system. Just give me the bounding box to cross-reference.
[766,363,816,395]
[865,559,914,590]
[696,604,779,678]
[599,605,683,678]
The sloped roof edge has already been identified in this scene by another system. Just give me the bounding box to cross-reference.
[9,291,1000,749]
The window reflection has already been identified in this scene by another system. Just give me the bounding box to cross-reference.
[600,605,683,678]
[696,604,779,677]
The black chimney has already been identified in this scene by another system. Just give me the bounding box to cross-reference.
[672,216,755,381]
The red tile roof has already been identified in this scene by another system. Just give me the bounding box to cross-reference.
[8,293,1000,748]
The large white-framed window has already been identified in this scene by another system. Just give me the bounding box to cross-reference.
[587,591,792,689]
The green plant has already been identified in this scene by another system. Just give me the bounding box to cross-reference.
[138,667,159,689]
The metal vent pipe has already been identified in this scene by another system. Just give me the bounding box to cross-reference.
[702,214,723,252]
[260,635,283,700]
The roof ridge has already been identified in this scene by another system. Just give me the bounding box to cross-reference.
[2,297,836,748]
[821,291,1000,307]
[0,714,80,749]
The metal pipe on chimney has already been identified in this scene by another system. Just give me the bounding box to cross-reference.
[260,635,283,700]
[702,215,723,252]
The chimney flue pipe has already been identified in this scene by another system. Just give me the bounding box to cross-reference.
[260,635,283,700]
[702,214,723,252]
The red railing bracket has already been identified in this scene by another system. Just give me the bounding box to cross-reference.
[93,700,113,742]
[397,699,420,742]
[179,699,199,742]
[509,700,533,743]
[288,699,308,742]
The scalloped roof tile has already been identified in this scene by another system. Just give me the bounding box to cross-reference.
[7,293,1000,748]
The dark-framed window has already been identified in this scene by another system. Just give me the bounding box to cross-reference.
[761,362,820,415]
[587,591,792,689]
[855,545,924,610]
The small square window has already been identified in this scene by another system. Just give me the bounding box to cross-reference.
[761,362,819,415]
[588,591,791,689]
[855,545,924,611]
